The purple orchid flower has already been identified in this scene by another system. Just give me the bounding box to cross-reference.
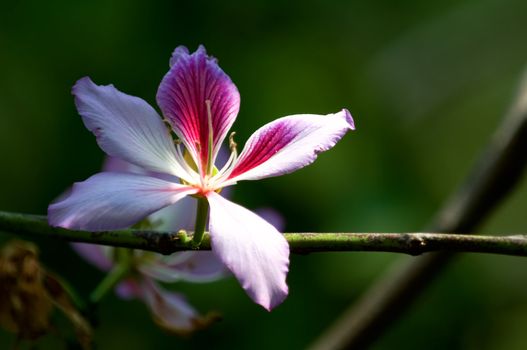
[48,45,355,310]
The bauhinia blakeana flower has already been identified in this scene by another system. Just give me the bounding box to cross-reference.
[48,45,355,310]
[72,156,227,334]
[72,156,283,333]
[75,242,224,335]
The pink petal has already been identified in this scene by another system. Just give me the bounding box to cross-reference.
[139,251,227,283]
[225,109,354,183]
[71,243,113,271]
[141,278,212,334]
[48,172,197,231]
[156,45,240,173]
[206,192,289,311]
[73,77,194,183]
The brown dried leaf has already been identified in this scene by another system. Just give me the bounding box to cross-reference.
[0,240,92,349]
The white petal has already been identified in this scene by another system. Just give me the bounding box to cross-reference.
[206,192,289,310]
[73,77,194,183]
[48,172,197,231]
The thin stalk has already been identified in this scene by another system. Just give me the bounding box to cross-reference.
[192,198,209,247]
[89,249,131,304]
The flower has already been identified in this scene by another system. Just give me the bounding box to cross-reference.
[72,156,284,333]
[48,45,355,310]
[75,230,225,336]
[73,156,227,334]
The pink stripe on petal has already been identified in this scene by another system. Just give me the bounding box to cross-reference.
[226,109,354,183]
[73,77,192,182]
[206,192,289,311]
[48,172,197,231]
[157,46,240,172]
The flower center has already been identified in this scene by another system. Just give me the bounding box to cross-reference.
[172,100,240,194]
[180,149,220,194]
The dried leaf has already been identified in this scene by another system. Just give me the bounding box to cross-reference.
[0,240,92,349]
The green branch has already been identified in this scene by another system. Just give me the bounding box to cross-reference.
[89,249,131,304]
[1,211,527,257]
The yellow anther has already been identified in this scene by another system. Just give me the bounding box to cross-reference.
[229,131,237,153]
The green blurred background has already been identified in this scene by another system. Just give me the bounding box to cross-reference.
[2,0,527,348]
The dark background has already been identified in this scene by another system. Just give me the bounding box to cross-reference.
[2,0,527,348]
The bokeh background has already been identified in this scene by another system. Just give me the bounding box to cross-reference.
[2,0,527,348]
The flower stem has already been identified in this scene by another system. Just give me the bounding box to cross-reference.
[192,197,209,247]
[89,249,131,304]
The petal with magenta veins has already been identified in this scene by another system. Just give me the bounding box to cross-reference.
[48,172,197,231]
[73,77,195,183]
[157,45,240,173]
[169,46,190,67]
[206,192,289,311]
[223,109,354,185]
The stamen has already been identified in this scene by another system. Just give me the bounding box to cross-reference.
[162,117,172,128]
[216,150,237,177]
[211,134,240,188]
[229,131,238,155]
[161,117,180,144]
[174,144,199,183]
